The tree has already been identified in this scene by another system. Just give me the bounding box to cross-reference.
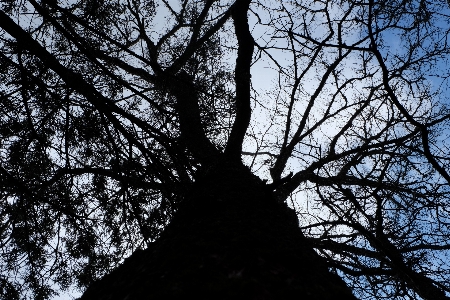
[1,0,450,299]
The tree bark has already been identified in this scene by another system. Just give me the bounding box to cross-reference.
[80,160,357,299]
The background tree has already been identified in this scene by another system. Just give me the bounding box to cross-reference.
[1,0,450,299]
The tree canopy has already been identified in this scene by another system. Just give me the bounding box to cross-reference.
[1,0,450,299]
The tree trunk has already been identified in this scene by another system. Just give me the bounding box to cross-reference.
[80,161,357,299]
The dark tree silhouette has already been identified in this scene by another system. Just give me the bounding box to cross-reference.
[1,1,450,299]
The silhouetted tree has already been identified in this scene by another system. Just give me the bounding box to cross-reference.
[1,1,450,299]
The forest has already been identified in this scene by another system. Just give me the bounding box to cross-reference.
[1,0,450,299]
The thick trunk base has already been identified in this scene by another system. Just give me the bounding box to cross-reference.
[80,162,356,299]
